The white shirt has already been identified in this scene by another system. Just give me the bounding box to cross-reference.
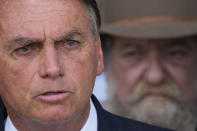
[81,100,97,131]
[5,100,97,131]
[5,116,17,131]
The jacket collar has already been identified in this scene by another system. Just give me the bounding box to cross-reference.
[0,98,7,131]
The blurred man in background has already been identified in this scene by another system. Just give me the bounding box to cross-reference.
[100,0,197,131]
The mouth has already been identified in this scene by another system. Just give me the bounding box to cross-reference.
[140,93,176,103]
[37,90,71,103]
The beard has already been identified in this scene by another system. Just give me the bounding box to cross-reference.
[104,81,197,131]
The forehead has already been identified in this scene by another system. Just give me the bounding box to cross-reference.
[0,0,90,39]
[0,0,86,17]
[113,36,197,49]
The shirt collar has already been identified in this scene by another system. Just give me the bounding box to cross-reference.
[5,116,17,131]
[5,99,97,131]
[80,99,97,131]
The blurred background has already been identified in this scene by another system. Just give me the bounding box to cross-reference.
[93,73,108,101]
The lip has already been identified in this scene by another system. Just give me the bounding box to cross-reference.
[37,90,71,103]
[142,93,172,102]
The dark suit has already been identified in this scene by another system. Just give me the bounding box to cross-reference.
[0,98,6,131]
[0,95,172,131]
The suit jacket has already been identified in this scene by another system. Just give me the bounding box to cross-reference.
[0,95,172,131]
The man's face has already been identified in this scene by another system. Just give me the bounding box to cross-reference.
[105,36,197,130]
[0,0,103,124]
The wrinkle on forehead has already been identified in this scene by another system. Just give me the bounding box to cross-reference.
[0,23,2,35]
[0,0,88,35]
[0,0,86,21]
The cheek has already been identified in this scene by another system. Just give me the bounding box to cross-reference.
[109,60,145,102]
[0,64,29,114]
[180,71,197,101]
[0,60,33,114]
[166,63,197,101]
[64,49,97,100]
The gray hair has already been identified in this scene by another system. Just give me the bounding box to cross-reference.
[83,0,101,41]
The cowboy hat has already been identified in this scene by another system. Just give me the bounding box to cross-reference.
[99,0,197,38]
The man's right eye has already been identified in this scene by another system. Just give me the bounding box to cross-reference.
[126,51,137,56]
[123,50,138,58]
[15,45,32,55]
[67,40,77,46]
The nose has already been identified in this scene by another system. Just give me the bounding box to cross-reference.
[39,44,64,79]
[144,56,165,85]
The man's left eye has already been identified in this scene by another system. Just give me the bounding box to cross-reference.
[20,45,30,52]
[66,40,78,46]
[168,50,187,57]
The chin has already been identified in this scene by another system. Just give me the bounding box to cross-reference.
[131,98,178,119]
[37,114,70,123]
[31,106,75,123]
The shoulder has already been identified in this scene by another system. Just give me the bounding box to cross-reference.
[100,109,172,131]
[0,98,7,130]
[91,95,173,131]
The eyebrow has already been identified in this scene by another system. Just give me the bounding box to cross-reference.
[10,37,43,46]
[117,39,147,50]
[8,30,86,48]
[121,43,138,49]
[55,30,85,43]
[165,40,194,50]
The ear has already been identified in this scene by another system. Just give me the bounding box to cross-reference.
[95,37,104,76]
